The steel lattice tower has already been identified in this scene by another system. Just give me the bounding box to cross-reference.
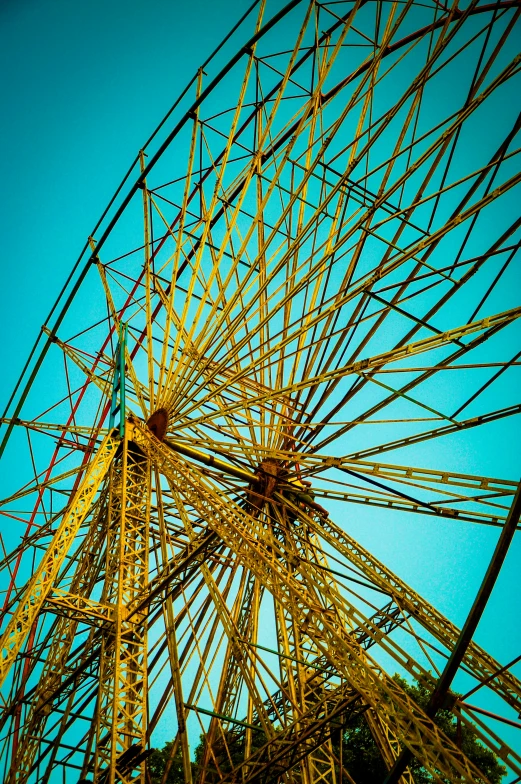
[1,1,520,783]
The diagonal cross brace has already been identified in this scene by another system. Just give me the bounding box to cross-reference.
[0,430,118,688]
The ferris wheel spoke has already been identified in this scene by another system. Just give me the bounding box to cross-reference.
[294,452,517,491]
[165,3,510,380]
[3,2,521,781]
[348,403,521,461]
[175,211,385,417]
[306,300,521,455]
[158,3,320,404]
[309,485,509,528]
[179,159,520,428]
[295,455,517,522]
[161,88,262,404]
[91,272,152,418]
[300,507,521,712]
[170,484,280,740]
[156,90,203,406]
[172,302,520,432]
[296,213,520,442]
[134,424,500,783]
[170,213,278,440]
[168,27,401,390]
[451,345,521,420]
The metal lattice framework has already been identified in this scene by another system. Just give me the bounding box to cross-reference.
[1,1,520,782]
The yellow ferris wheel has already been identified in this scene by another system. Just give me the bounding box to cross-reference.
[1,1,520,783]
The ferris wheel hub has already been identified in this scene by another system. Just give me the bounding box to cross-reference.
[246,459,280,513]
[146,408,169,441]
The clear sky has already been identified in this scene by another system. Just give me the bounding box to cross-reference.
[1,0,520,769]
[0,0,246,386]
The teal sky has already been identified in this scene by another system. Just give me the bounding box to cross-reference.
[1,0,245,386]
[1,0,520,769]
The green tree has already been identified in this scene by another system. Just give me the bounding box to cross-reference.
[148,740,186,784]
[148,678,506,783]
[148,731,267,784]
[337,676,506,784]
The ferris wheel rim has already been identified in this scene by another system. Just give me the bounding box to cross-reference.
[1,2,520,778]
[2,0,520,461]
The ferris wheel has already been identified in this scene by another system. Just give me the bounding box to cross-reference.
[0,1,520,783]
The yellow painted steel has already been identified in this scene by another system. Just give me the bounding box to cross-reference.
[94,423,151,784]
[133,423,495,784]
[9,485,113,783]
[2,4,521,782]
[181,305,521,428]
[0,430,117,688]
[301,508,521,714]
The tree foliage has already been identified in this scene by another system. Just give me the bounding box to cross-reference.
[337,676,505,784]
[148,677,506,783]
[148,740,186,784]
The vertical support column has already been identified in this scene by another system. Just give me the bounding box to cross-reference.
[95,421,150,783]
[109,323,127,438]
[156,471,193,784]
